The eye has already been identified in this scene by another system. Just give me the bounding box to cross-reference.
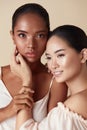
[57,54,65,58]
[45,56,51,61]
[18,33,26,38]
[36,33,47,39]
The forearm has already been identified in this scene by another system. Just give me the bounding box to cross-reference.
[16,109,32,130]
[0,106,14,122]
[16,84,34,130]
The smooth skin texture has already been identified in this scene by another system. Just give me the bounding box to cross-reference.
[10,12,67,107]
[15,25,87,130]
[46,36,87,118]
[0,5,67,128]
[10,12,67,130]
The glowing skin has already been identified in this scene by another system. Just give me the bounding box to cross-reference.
[11,13,48,63]
[46,36,82,83]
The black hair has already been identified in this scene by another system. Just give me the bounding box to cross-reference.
[50,25,87,52]
[12,3,50,32]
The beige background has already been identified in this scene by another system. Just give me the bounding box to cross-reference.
[0,0,87,66]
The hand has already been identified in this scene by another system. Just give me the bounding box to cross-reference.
[15,87,34,130]
[14,90,34,109]
[10,47,32,86]
[6,89,34,118]
[19,86,34,97]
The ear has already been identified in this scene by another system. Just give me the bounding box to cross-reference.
[10,30,15,45]
[10,30,14,39]
[80,48,87,63]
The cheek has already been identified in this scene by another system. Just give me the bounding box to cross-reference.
[38,43,46,53]
[59,54,80,68]
[64,57,82,78]
[68,56,81,68]
[14,39,25,48]
[40,44,46,50]
[16,44,25,54]
[70,60,81,71]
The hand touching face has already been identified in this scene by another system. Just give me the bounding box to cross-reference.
[10,47,32,86]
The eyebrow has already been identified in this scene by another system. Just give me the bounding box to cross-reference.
[17,30,27,33]
[16,30,47,33]
[45,49,65,56]
[54,49,65,53]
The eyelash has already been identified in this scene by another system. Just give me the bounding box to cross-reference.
[18,33,26,38]
[36,33,47,39]
[45,54,65,61]
[46,57,51,60]
[17,33,47,39]
[57,54,65,58]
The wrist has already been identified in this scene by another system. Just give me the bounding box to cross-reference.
[22,78,32,87]
[22,82,32,88]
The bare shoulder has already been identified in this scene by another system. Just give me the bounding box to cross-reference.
[2,65,10,72]
[64,89,87,119]
[1,65,11,77]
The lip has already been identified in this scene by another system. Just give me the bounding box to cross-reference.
[52,70,63,77]
[25,52,36,58]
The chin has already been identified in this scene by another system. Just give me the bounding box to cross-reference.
[25,57,38,63]
[55,77,64,83]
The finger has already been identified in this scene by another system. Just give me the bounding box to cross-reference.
[14,96,33,108]
[15,47,19,56]
[17,104,32,111]
[14,93,34,103]
[19,87,34,94]
[16,53,25,66]
[17,101,33,108]
[10,46,18,67]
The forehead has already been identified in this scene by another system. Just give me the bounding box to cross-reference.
[14,13,47,31]
[46,36,70,52]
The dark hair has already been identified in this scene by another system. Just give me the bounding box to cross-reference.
[12,3,50,32]
[50,25,87,52]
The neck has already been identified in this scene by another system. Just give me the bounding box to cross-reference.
[26,60,46,74]
[66,67,87,95]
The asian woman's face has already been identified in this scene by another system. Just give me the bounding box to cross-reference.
[11,13,48,63]
[46,36,83,83]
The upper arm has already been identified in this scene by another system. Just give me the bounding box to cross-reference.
[47,80,67,112]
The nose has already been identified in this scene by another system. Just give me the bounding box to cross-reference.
[26,36,35,48]
[51,58,59,69]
